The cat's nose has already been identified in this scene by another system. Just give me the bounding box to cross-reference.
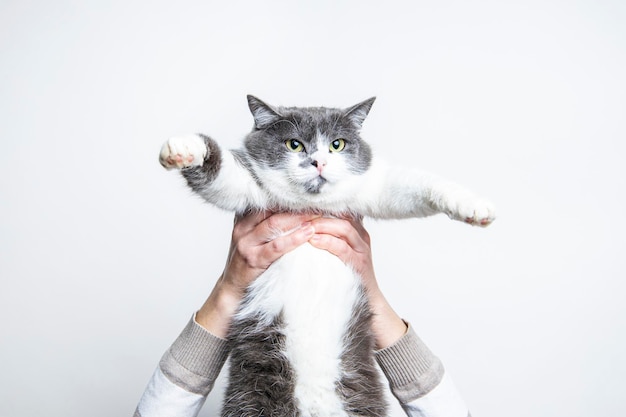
[311,158,327,174]
[311,159,327,167]
[310,151,327,173]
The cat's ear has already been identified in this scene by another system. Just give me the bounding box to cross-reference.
[247,95,281,129]
[344,97,376,129]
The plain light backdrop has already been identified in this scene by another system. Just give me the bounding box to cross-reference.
[1,1,625,416]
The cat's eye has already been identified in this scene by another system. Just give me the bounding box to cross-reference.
[285,139,304,152]
[329,139,346,152]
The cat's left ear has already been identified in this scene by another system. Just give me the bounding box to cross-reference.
[344,97,376,129]
[247,95,282,129]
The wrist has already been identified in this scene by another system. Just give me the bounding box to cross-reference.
[195,276,243,338]
[368,291,408,350]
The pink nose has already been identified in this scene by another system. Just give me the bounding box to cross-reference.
[311,159,326,174]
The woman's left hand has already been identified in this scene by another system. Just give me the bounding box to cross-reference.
[309,216,408,349]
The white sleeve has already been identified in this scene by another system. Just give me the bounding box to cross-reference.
[401,373,470,417]
[135,367,207,417]
[133,315,230,417]
[374,323,471,417]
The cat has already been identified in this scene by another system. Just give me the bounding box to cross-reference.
[159,95,495,417]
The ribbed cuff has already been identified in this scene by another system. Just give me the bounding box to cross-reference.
[159,315,230,395]
[374,323,444,403]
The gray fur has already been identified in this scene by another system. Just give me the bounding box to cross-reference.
[222,312,298,417]
[243,96,373,177]
[181,134,223,194]
[337,288,388,416]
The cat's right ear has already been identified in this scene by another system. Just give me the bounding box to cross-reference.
[344,97,376,129]
[247,95,281,130]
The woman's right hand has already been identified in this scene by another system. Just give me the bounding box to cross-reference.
[195,211,317,338]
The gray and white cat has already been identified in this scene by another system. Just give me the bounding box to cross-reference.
[159,96,495,417]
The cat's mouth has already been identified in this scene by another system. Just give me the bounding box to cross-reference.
[303,176,327,194]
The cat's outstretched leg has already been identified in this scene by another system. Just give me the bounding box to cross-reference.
[158,133,224,190]
[159,134,210,169]
[359,163,496,226]
[430,184,496,227]
[158,134,265,212]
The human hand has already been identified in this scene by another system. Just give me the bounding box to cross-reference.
[196,211,317,337]
[220,211,318,297]
[309,216,408,349]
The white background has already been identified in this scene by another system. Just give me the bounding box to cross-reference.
[1,1,625,416]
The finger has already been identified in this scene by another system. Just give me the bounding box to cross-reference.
[308,232,353,263]
[235,212,319,267]
[346,216,371,246]
[310,217,369,254]
[233,210,272,240]
[257,223,316,265]
[254,212,321,244]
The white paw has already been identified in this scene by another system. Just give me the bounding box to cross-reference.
[441,189,497,227]
[159,134,208,170]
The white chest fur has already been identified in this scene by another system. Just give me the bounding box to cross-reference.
[236,244,362,416]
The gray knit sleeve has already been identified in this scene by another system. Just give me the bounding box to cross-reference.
[158,315,230,396]
[374,323,445,404]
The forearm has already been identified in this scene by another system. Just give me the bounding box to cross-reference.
[195,274,243,339]
[134,315,230,417]
[375,324,470,417]
[367,289,409,350]
[134,273,247,417]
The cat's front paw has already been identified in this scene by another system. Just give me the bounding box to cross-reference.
[159,135,208,170]
[441,190,496,227]
[459,198,496,227]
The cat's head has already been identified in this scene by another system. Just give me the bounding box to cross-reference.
[243,95,375,206]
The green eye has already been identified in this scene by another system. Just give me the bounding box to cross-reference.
[285,139,304,152]
[330,139,346,152]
